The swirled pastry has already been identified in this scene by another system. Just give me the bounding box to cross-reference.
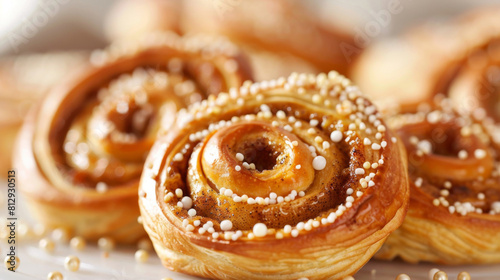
[352,8,500,112]
[0,52,88,177]
[14,33,251,243]
[182,0,358,80]
[139,72,409,279]
[378,96,500,264]
[106,0,358,81]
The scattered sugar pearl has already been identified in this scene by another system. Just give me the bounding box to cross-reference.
[96,182,108,193]
[193,220,201,227]
[173,153,183,161]
[296,164,302,170]
[4,255,20,271]
[371,143,381,150]
[175,188,183,198]
[433,271,448,280]
[474,149,486,159]
[98,237,115,251]
[64,255,80,272]
[220,220,233,231]
[235,165,241,171]
[322,141,330,149]
[457,272,471,280]
[39,238,55,253]
[440,190,449,197]
[299,191,305,197]
[163,192,174,202]
[312,156,327,170]
[235,153,244,161]
[188,209,197,217]
[291,229,299,237]
[458,150,468,159]
[415,177,423,187]
[224,189,233,197]
[70,237,86,251]
[181,197,193,209]
[363,138,371,145]
[135,249,149,263]
[444,181,452,189]
[395,274,410,280]
[355,168,365,175]
[52,228,70,243]
[363,162,370,169]
[253,223,268,237]
[478,193,485,200]
[276,110,286,119]
[330,131,343,142]
[47,271,63,280]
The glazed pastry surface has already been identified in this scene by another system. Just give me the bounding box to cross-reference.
[378,96,500,264]
[139,72,409,279]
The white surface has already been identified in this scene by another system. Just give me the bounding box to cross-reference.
[1,240,500,280]
[0,192,499,280]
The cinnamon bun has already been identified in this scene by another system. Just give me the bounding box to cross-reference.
[378,96,500,264]
[352,8,500,112]
[139,72,409,279]
[14,33,251,243]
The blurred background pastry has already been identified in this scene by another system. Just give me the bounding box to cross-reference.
[380,96,500,264]
[104,0,360,81]
[352,7,500,113]
[14,32,252,243]
[0,51,87,177]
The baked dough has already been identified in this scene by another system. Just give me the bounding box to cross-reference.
[139,72,409,279]
[379,97,500,264]
[14,32,251,243]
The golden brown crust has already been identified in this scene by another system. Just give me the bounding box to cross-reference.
[14,32,252,243]
[105,0,182,41]
[140,72,409,279]
[352,7,500,112]
[106,0,358,81]
[182,0,357,78]
[379,98,500,264]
